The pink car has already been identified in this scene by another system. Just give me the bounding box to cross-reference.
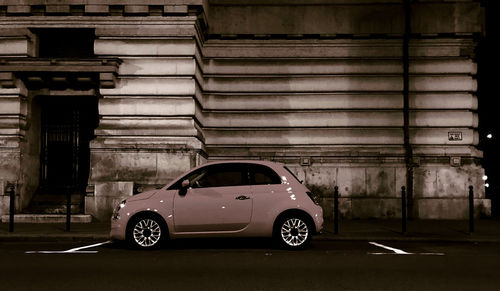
[110,161,324,250]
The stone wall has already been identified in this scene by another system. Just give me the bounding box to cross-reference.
[0,28,36,212]
[0,0,490,220]
[85,18,206,220]
[201,0,488,220]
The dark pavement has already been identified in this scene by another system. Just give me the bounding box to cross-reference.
[2,219,500,290]
[1,239,500,291]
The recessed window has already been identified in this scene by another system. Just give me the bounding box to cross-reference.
[34,28,94,58]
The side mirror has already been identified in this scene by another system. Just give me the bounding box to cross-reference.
[179,179,190,196]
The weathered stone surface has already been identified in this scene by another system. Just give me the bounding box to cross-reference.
[204,75,475,93]
[416,198,490,219]
[204,39,474,58]
[118,58,196,76]
[0,0,488,220]
[85,5,109,14]
[304,166,337,197]
[94,38,196,56]
[351,198,401,219]
[90,151,195,184]
[99,97,195,116]
[100,77,195,96]
[86,182,133,222]
[95,25,198,37]
[410,111,477,127]
[321,197,352,221]
[366,168,396,198]
[337,167,366,197]
[0,38,30,56]
[91,152,157,182]
[205,75,404,93]
[156,154,193,184]
[95,182,134,198]
[0,196,9,216]
[0,214,92,223]
[410,128,477,145]
[208,2,480,35]
[205,128,403,145]
[203,93,403,110]
[204,58,475,75]
[203,93,476,111]
[0,152,20,181]
[201,111,476,128]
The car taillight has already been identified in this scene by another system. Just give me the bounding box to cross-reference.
[306,191,320,205]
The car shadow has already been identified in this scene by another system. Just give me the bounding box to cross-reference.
[105,237,277,251]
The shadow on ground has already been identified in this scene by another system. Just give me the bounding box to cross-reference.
[105,237,278,251]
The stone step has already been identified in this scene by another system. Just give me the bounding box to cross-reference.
[30,194,82,204]
[23,204,82,215]
[1,214,92,223]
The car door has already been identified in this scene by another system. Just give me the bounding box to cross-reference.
[173,163,253,233]
[248,164,285,218]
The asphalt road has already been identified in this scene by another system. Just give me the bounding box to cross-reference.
[1,239,500,291]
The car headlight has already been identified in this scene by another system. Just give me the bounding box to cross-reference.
[112,199,127,219]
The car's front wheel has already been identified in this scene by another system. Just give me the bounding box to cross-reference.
[274,215,312,250]
[127,215,166,249]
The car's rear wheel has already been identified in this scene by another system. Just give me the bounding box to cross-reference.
[274,215,312,250]
[127,215,166,249]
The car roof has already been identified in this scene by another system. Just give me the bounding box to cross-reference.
[202,160,284,167]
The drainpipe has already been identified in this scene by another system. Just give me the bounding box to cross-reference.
[403,0,414,219]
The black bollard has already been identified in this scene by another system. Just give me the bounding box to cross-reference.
[334,186,339,234]
[8,184,15,232]
[66,190,71,232]
[401,186,407,233]
[469,185,474,233]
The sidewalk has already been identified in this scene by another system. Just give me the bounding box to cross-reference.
[320,218,500,242]
[0,222,110,242]
[1,219,500,243]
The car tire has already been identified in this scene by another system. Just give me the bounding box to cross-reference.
[274,214,312,250]
[127,214,166,250]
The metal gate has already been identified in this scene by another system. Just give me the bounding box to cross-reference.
[39,96,97,194]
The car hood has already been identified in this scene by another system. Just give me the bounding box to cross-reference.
[127,189,158,202]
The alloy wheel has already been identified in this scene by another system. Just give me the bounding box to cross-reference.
[132,218,162,248]
[280,218,309,247]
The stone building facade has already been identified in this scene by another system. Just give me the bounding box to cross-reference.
[0,0,490,222]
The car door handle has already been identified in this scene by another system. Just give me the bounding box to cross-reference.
[235,195,250,200]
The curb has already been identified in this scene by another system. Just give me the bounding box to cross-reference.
[0,234,110,242]
[314,235,500,243]
[2,234,500,243]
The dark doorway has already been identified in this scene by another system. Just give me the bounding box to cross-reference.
[39,96,98,194]
[26,96,98,214]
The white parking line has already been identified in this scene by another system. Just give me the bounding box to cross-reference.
[368,241,444,256]
[369,242,410,254]
[25,240,112,254]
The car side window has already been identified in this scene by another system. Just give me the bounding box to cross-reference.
[250,165,282,185]
[196,164,247,188]
[169,164,250,190]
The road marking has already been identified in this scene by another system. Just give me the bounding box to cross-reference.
[369,242,410,254]
[25,240,112,254]
[368,241,444,256]
[25,251,99,254]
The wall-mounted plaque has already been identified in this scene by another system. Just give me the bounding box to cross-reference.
[448,131,463,141]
